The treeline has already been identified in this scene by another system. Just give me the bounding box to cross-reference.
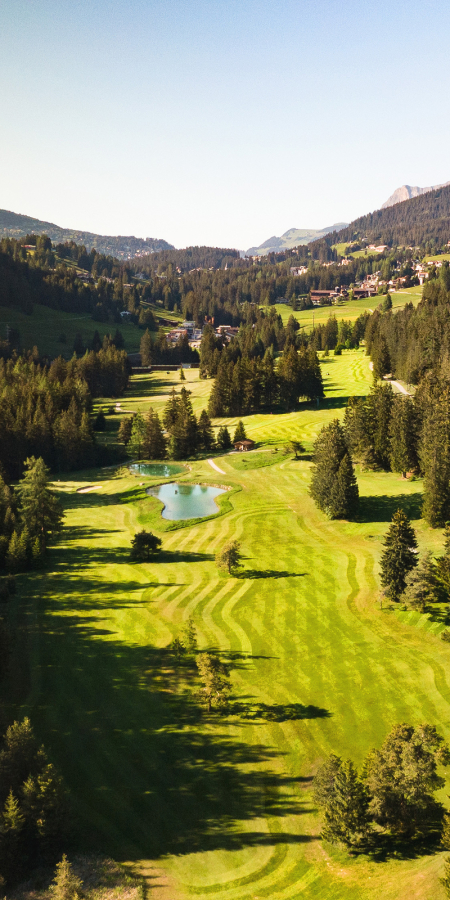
[0,718,69,887]
[343,374,450,527]
[0,236,151,323]
[314,723,450,851]
[315,183,450,253]
[366,263,450,383]
[0,346,129,478]
[131,245,241,273]
[121,387,226,460]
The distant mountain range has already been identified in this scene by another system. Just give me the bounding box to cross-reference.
[0,209,174,259]
[381,182,450,209]
[246,224,348,256]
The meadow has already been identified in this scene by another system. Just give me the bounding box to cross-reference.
[8,350,450,900]
[271,286,422,332]
[0,301,145,358]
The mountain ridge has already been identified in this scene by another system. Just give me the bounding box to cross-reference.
[0,208,174,259]
[246,223,348,256]
[382,181,450,209]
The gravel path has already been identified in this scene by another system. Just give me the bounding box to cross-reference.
[208,458,226,475]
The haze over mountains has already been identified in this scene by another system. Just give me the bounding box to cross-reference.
[0,208,174,259]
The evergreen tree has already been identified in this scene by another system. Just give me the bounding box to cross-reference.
[198,409,214,452]
[328,452,359,520]
[16,458,63,553]
[373,335,391,379]
[310,419,359,519]
[420,388,450,527]
[130,530,162,561]
[196,653,231,712]
[217,425,232,450]
[436,524,450,600]
[144,408,166,459]
[140,328,153,366]
[233,420,247,443]
[127,411,146,459]
[118,414,135,445]
[389,396,417,477]
[179,366,186,381]
[50,855,83,900]
[321,760,370,849]
[403,551,438,611]
[0,790,25,882]
[380,509,418,601]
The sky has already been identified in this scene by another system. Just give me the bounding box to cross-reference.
[1,0,450,250]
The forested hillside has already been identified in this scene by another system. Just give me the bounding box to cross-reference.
[0,208,173,259]
[314,183,450,252]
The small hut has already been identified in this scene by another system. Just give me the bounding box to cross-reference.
[234,439,255,452]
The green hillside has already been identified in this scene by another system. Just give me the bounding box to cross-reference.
[0,208,174,258]
[6,354,450,900]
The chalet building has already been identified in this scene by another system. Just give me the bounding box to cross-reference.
[234,439,255,452]
[310,290,339,305]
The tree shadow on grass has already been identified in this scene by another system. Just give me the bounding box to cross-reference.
[238,569,306,580]
[358,493,423,524]
[16,601,318,862]
[228,701,331,722]
[366,804,445,862]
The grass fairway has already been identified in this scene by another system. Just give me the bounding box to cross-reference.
[8,351,450,900]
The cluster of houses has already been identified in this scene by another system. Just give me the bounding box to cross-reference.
[165,320,241,350]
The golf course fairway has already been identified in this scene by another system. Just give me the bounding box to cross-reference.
[10,350,450,900]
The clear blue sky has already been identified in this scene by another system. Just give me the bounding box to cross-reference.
[1,0,450,249]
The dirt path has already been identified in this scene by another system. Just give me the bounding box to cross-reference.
[207,458,226,475]
[369,360,410,395]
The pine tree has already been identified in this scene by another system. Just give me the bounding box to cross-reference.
[0,790,25,882]
[50,855,83,900]
[380,509,418,601]
[127,411,146,459]
[233,420,247,443]
[217,425,232,450]
[16,457,63,552]
[310,419,359,519]
[389,396,417,477]
[198,410,214,452]
[140,328,153,366]
[179,366,186,381]
[144,408,166,459]
[373,335,391,379]
[321,760,370,849]
[420,390,450,527]
[403,551,437,611]
[328,452,359,520]
[118,414,135,445]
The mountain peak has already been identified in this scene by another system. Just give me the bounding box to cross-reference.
[381,182,450,209]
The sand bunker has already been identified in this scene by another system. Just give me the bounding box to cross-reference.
[77,485,103,494]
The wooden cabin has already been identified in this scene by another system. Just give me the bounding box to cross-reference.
[234,439,255,452]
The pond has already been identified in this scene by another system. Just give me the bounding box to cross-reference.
[147,482,226,520]
[130,463,185,478]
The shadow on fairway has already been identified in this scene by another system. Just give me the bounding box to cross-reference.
[358,492,423,523]
[238,569,306,580]
[229,701,331,722]
[27,599,318,861]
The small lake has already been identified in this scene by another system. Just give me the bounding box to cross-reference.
[130,463,185,478]
[147,482,226,520]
